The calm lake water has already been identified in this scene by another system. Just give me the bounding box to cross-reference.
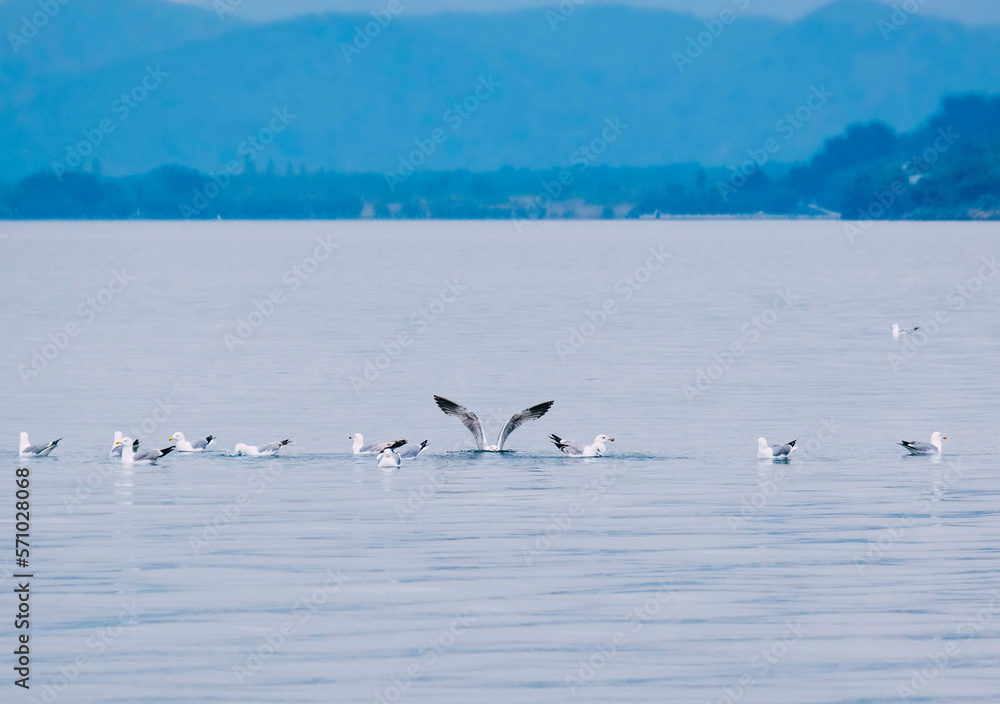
[1,220,999,703]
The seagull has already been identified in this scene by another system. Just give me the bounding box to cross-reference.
[350,433,407,455]
[233,440,291,457]
[168,432,215,452]
[376,446,402,469]
[434,395,554,451]
[110,431,139,456]
[117,437,175,465]
[397,440,429,459]
[757,437,797,460]
[550,434,614,457]
[19,432,61,457]
[900,432,946,455]
[892,324,920,339]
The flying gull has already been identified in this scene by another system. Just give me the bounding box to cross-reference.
[550,434,614,457]
[892,324,920,339]
[434,395,554,451]
[757,437,797,460]
[900,432,946,455]
[19,432,61,458]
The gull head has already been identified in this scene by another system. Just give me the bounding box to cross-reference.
[931,432,946,449]
[595,434,614,444]
[169,432,185,443]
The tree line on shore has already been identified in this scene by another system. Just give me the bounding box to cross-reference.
[2,94,997,221]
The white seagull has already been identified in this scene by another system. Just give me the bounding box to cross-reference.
[892,324,920,339]
[397,440,429,459]
[757,437,797,460]
[376,446,402,469]
[900,432,946,455]
[434,395,554,452]
[169,432,216,452]
[550,434,614,457]
[350,433,407,455]
[110,431,139,456]
[117,437,175,465]
[19,432,61,457]
[234,440,291,457]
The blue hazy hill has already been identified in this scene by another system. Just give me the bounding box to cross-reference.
[2,0,999,178]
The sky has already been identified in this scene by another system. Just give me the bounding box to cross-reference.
[172,0,1000,24]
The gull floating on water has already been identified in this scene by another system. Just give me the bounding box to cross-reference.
[350,433,407,455]
[757,437,797,460]
[376,446,403,468]
[109,431,138,457]
[397,440,429,459]
[19,432,61,457]
[900,432,946,455]
[550,434,614,457]
[434,395,554,452]
[892,324,920,339]
[234,440,291,457]
[117,437,174,465]
[169,432,215,452]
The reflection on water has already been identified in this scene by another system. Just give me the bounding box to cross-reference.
[1,221,998,704]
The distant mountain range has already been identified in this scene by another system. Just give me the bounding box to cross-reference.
[2,0,1000,179]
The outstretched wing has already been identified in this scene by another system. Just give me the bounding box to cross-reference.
[497,401,554,450]
[434,396,487,450]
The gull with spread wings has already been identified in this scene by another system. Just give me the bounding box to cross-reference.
[433,395,554,452]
